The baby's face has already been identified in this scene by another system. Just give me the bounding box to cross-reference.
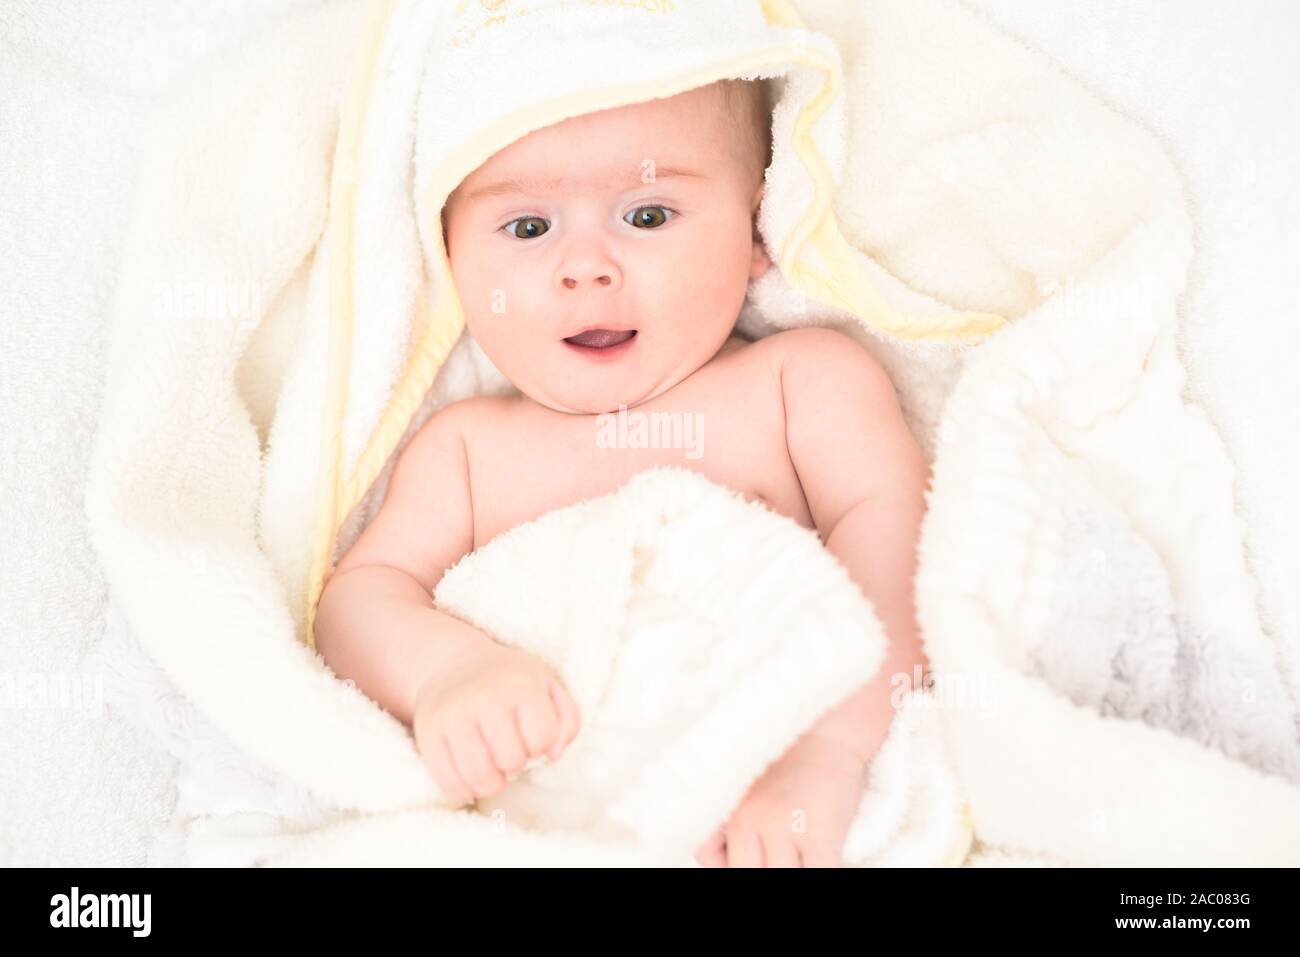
[443,83,771,414]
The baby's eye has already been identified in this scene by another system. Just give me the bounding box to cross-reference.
[625,206,674,229]
[501,216,549,239]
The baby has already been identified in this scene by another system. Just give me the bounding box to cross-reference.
[314,79,931,868]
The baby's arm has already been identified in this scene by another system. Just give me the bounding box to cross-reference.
[695,329,931,866]
[777,327,931,766]
[313,404,580,802]
[314,405,487,726]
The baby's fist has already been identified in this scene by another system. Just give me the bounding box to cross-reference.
[412,644,581,805]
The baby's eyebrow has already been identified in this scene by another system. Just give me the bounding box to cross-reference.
[463,165,706,202]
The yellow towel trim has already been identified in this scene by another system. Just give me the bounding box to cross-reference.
[942,802,977,867]
[763,0,1005,338]
[760,0,803,29]
[305,0,394,651]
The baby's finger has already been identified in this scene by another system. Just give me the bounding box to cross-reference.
[478,703,529,777]
[693,828,728,868]
[515,686,561,759]
[798,840,844,869]
[426,732,474,806]
[761,825,800,868]
[724,827,765,868]
[449,721,507,798]
[547,677,582,761]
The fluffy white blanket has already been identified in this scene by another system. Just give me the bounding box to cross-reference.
[80,0,1300,867]
[172,466,969,866]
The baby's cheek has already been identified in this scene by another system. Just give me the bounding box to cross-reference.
[671,231,745,301]
[692,232,753,311]
[456,261,505,320]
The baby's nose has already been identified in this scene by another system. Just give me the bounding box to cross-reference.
[560,272,613,290]
[557,245,621,291]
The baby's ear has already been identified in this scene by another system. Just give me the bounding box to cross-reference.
[440,198,458,257]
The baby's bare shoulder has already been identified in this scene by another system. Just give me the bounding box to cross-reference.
[766,326,922,533]
[774,325,890,379]
[429,392,524,436]
[760,324,866,359]
[745,326,889,394]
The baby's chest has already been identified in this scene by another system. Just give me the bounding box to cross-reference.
[467,389,813,549]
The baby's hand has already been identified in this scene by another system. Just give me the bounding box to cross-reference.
[694,736,868,868]
[411,643,581,805]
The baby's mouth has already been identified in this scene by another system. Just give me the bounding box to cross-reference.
[562,329,637,349]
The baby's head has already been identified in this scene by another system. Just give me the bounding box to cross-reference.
[442,79,773,414]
